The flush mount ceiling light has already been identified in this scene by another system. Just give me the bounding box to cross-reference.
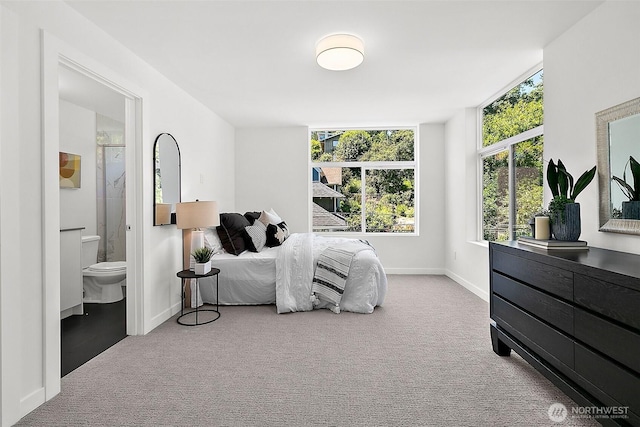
[316,34,365,71]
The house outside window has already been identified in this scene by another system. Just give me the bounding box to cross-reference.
[479,68,544,242]
[310,129,416,234]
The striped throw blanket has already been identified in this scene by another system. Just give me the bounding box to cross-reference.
[311,240,373,313]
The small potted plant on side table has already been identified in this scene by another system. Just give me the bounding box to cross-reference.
[612,155,640,220]
[192,247,214,275]
[547,159,596,241]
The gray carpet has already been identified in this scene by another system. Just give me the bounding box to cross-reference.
[18,275,597,426]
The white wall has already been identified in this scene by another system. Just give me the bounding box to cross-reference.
[444,109,489,300]
[59,100,97,234]
[234,127,310,232]
[234,124,446,273]
[544,1,640,254]
[0,2,235,425]
[0,5,24,425]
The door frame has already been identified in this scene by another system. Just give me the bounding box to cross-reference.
[41,31,145,403]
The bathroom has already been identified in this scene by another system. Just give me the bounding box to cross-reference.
[59,65,128,376]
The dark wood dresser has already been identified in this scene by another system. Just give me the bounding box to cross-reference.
[489,241,640,426]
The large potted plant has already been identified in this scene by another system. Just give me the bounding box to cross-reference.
[612,155,640,220]
[546,159,596,241]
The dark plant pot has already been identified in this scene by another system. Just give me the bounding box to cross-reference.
[622,201,640,220]
[551,203,581,241]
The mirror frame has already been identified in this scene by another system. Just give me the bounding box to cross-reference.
[596,96,640,235]
[153,133,181,226]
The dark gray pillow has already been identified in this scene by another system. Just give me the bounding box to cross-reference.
[243,211,261,225]
[216,213,251,255]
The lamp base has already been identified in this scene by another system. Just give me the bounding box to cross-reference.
[189,229,205,271]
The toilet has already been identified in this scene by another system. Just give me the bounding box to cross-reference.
[81,235,126,303]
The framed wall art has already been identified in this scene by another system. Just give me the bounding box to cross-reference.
[59,152,81,188]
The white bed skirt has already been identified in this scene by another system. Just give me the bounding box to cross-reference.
[198,247,278,305]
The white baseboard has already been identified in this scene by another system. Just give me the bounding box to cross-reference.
[384,268,446,275]
[146,302,182,334]
[20,387,45,418]
[445,270,488,302]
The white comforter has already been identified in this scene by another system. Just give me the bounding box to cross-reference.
[275,233,387,314]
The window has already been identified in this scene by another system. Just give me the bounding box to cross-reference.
[479,69,544,242]
[310,129,416,234]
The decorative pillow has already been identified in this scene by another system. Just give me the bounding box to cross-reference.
[268,208,282,223]
[258,210,280,227]
[245,219,267,252]
[244,211,261,225]
[203,227,224,254]
[265,221,290,247]
[216,213,251,255]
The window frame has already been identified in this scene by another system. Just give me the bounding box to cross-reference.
[309,127,419,236]
[477,65,543,242]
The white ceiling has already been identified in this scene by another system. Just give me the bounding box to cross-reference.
[65,0,603,128]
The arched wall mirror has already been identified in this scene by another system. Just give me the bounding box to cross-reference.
[154,133,181,225]
[596,97,640,235]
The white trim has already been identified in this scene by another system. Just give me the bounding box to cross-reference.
[19,388,45,419]
[311,125,416,132]
[41,31,146,406]
[385,268,445,275]
[41,29,62,401]
[148,302,182,332]
[478,125,544,157]
[445,270,489,302]
[312,161,416,168]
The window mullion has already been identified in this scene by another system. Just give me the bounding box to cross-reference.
[508,145,516,240]
[479,125,543,157]
[361,166,366,233]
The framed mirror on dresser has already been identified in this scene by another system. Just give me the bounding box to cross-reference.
[154,133,181,225]
[596,97,640,235]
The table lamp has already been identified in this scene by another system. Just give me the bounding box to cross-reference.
[176,200,220,270]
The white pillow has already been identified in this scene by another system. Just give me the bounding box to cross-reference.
[268,208,282,223]
[245,220,267,252]
[203,227,224,254]
[258,210,280,226]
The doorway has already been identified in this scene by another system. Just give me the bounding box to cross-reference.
[58,64,129,375]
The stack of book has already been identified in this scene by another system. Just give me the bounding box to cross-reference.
[517,236,588,250]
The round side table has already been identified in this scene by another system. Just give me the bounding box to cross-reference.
[176,268,220,326]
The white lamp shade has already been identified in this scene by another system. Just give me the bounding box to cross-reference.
[316,34,364,71]
[176,200,220,229]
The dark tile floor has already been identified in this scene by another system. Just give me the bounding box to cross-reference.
[61,299,127,377]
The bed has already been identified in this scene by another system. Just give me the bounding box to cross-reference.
[198,247,278,306]
[197,227,387,314]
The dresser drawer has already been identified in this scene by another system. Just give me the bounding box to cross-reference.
[575,343,640,415]
[492,272,574,335]
[493,295,573,368]
[574,274,640,330]
[492,251,573,300]
[575,308,640,375]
